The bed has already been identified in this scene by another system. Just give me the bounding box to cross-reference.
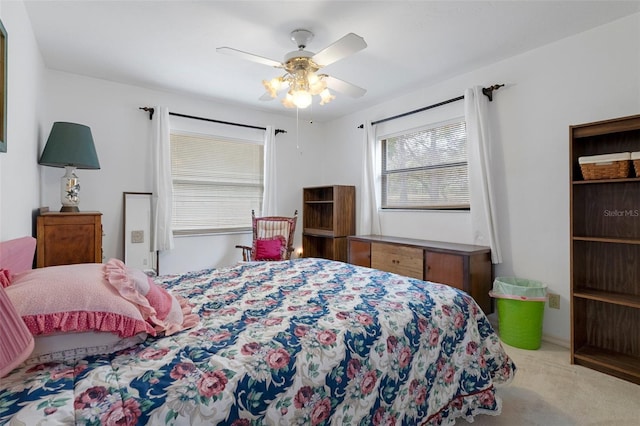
[0,237,515,425]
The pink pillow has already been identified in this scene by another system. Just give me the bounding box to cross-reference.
[6,264,155,339]
[0,268,11,288]
[104,259,198,336]
[255,237,284,261]
[0,285,34,378]
[0,237,37,275]
[145,279,174,320]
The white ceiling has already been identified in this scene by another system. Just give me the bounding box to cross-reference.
[24,0,640,122]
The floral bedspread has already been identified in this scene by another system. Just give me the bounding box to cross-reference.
[0,258,515,425]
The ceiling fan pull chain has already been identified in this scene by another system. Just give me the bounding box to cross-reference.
[296,107,300,153]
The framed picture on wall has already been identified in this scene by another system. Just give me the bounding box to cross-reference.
[0,18,6,153]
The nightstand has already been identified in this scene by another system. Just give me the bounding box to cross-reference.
[36,212,103,267]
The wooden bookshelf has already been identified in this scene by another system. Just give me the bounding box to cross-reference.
[570,114,640,385]
[302,185,355,262]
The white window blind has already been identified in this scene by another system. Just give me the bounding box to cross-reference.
[381,118,469,209]
[171,132,263,233]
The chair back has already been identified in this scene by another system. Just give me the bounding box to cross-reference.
[251,210,298,261]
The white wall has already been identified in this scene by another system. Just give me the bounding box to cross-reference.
[38,71,324,274]
[0,0,45,241]
[321,13,640,345]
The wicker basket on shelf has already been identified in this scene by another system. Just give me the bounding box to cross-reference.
[578,152,630,180]
[632,152,640,177]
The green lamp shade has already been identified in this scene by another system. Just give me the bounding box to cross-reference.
[39,122,100,169]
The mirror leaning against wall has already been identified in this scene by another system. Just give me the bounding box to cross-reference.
[123,192,158,276]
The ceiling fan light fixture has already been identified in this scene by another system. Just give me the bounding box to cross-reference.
[262,77,283,98]
[319,88,335,105]
[281,93,296,108]
[307,71,320,85]
[308,73,327,96]
[291,89,313,109]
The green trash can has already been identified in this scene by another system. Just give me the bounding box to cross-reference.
[489,277,548,350]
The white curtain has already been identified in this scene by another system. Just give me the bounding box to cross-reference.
[359,121,381,235]
[262,126,277,216]
[465,87,502,263]
[151,106,174,251]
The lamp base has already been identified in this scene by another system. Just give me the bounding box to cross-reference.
[60,166,81,213]
[60,206,80,213]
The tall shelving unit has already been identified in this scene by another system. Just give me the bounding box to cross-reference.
[302,185,355,262]
[570,114,640,385]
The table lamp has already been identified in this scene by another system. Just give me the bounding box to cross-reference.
[38,122,100,212]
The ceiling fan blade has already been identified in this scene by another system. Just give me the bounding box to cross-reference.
[216,47,282,68]
[325,76,367,98]
[312,33,367,67]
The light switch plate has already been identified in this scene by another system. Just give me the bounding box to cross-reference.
[131,230,144,244]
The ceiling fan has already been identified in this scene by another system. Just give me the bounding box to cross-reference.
[216,29,367,109]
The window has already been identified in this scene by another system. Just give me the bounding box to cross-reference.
[170,131,263,234]
[381,118,469,209]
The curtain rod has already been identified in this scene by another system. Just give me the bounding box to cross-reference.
[357,84,504,128]
[139,107,287,135]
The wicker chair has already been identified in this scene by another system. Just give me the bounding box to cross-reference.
[236,210,298,261]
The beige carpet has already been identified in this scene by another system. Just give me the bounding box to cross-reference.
[462,340,640,425]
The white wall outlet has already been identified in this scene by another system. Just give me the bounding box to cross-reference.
[548,293,560,309]
[131,230,144,244]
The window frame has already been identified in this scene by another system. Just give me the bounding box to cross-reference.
[379,117,470,211]
[170,129,264,236]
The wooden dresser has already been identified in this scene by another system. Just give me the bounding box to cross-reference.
[36,212,103,267]
[348,235,493,313]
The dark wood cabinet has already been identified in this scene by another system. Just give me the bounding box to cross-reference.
[425,251,464,288]
[348,235,493,313]
[36,212,103,267]
[348,239,372,268]
[302,186,355,262]
[570,114,640,385]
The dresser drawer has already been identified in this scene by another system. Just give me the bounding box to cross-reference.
[371,242,423,279]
